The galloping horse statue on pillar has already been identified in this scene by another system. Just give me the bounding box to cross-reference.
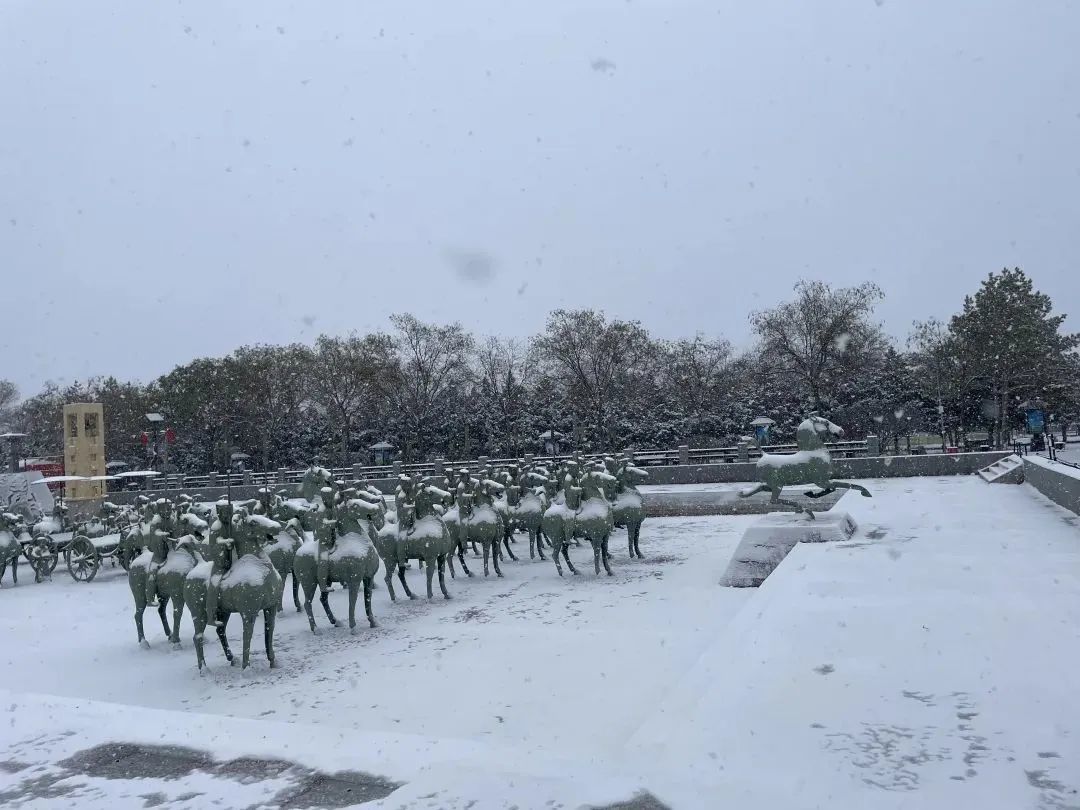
[740,414,872,519]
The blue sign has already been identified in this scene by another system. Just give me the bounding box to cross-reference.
[1026,409,1045,433]
[754,424,771,442]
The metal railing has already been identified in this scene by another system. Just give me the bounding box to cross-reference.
[131,439,876,492]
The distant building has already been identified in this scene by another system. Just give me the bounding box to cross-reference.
[63,403,106,500]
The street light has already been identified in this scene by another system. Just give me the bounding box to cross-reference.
[143,412,169,475]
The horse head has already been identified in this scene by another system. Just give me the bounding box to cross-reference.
[797,415,844,449]
[345,497,384,529]
[174,533,202,562]
[582,470,616,499]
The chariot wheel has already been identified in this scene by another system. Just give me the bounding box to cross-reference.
[24,535,59,578]
[66,535,100,582]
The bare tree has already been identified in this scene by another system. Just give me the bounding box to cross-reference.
[227,344,313,470]
[661,336,734,436]
[533,309,656,450]
[309,333,396,465]
[750,280,886,412]
[389,314,474,461]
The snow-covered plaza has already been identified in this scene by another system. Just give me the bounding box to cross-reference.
[2,476,1078,809]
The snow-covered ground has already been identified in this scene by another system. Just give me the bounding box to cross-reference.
[1053,443,1080,465]
[2,477,1079,808]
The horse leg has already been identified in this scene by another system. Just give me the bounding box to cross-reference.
[398,564,417,599]
[563,543,579,575]
[277,571,285,614]
[292,571,302,612]
[424,557,436,599]
[363,577,377,628]
[300,578,319,635]
[492,541,504,578]
[217,613,236,666]
[383,558,397,601]
[192,614,207,671]
[457,544,473,577]
[534,527,546,560]
[303,583,320,633]
[240,613,255,670]
[157,598,171,638]
[503,535,518,561]
[592,540,602,575]
[482,542,490,577]
[552,540,564,576]
[437,554,451,599]
[170,594,184,645]
[347,580,361,634]
[770,486,813,519]
[601,537,613,576]
[740,482,771,498]
[264,607,277,667]
[134,598,149,648]
[471,541,480,556]
[830,481,873,498]
[320,587,342,626]
[632,522,643,559]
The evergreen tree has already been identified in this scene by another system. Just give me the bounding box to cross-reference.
[949,268,1079,446]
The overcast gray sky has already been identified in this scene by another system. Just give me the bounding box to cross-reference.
[2,0,1078,395]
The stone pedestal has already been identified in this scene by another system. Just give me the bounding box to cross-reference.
[720,510,858,587]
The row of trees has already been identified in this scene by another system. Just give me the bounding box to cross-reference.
[3,269,1077,473]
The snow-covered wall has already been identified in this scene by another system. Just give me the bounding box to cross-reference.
[628,451,1010,486]
[643,488,844,516]
[1023,456,1080,516]
[102,452,1010,507]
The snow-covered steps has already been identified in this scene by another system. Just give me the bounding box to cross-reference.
[977,454,1025,484]
[719,510,858,587]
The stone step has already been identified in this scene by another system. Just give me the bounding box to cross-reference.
[977,454,1024,484]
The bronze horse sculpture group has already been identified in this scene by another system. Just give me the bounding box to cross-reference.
[118,452,653,671]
